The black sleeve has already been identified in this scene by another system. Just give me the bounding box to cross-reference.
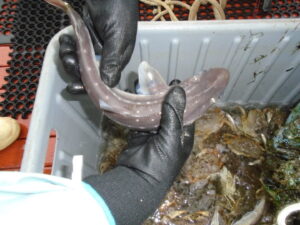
[84,166,167,225]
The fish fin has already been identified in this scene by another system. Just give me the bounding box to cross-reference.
[138,61,168,95]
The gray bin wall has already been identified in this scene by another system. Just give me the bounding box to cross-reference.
[21,19,300,178]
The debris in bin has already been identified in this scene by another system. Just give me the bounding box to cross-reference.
[273,102,300,155]
[98,104,300,224]
[263,102,300,213]
[99,116,129,174]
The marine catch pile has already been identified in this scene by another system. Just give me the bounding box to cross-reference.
[99,103,300,225]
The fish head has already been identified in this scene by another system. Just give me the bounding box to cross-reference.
[205,68,230,92]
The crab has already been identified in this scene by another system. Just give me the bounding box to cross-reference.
[183,148,224,183]
[222,134,264,159]
[239,107,268,139]
[195,107,236,141]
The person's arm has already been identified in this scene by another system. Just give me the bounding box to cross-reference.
[58,2,195,224]
[84,86,195,225]
[59,0,139,91]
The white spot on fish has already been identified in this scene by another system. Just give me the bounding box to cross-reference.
[94,83,99,86]
[136,119,140,122]
[194,77,198,81]
[99,100,112,111]
[210,98,216,103]
[87,67,91,72]
[159,112,161,115]
[105,96,109,100]
[136,110,140,114]
[151,118,155,122]
[112,92,118,98]
[83,49,87,53]
[184,109,187,113]
[147,101,150,105]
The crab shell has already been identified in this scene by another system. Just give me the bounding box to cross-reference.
[0,117,21,150]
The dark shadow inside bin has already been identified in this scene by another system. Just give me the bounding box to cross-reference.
[55,53,103,132]
[125,71,138,93]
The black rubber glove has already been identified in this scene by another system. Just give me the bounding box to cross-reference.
[59,0,139,91]
[84,86,195,225]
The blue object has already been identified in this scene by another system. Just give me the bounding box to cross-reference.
[0,172,115,225]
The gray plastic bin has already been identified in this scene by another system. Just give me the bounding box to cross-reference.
[21,19,300,178]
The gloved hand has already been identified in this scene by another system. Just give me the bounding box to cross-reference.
[85,86,195,225]
[59,0,139,91]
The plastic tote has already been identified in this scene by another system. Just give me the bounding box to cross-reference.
[21,19,300,178]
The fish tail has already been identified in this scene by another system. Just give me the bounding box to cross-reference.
[44,0,70,12]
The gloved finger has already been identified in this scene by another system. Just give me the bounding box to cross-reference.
[98,15,138,87]
[100,38,136,87]
[127,130,157,148]
[169,79,181,86]
[159,86,186,137]
[84,0,138,87]
[59,34,76,52]
[66,81,86,94]
[128,87,186,150]
[181,123,195,156]
[99,39,123,88]
[59,34,81,79]
[120,42,135,72]
[82,6,103,55]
